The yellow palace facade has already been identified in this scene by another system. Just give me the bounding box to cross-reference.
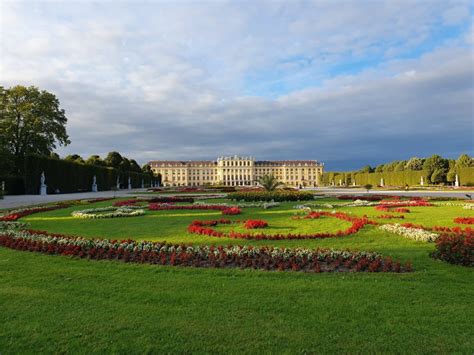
[149,155,324,187]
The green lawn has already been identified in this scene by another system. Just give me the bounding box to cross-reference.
[1,197,473,353]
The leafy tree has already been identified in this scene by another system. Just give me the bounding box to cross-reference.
[49,152,60,159]
[142,164,154,175]
[431,168,447,184]
[0,85,70,173]
[447,169,456,183]
[394,161,406,172]
[455,154,473,168]
[405,157,424,171]
[129,159,141,172]
[104,151,123,169]
[85,155,106,166]
[383,161,398,172]
[119,157,131,172]
[258,175,283,191]
[359,165,373,173]
[65,154,85,164]
[375,164,384,173]
[423,155,448,183]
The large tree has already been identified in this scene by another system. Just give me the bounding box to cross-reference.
[85,154,106,167]
[0,85,70,173]
[104,151,123,169]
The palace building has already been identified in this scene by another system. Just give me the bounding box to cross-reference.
[148,155,324,187]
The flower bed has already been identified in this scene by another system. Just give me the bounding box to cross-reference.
[0,229,411,273]
[244,219,268,229]
[338,195,393,201]
[229,191,314,202]
[454,217,474,225]
[113,199,148,207]
[71,207,145,219]
[0,204,71,222]
[221,207,241,215]
[378,214,405,219]
[188,212,369,240]
[379,224,439,242]
[149,197,195,203]
[431,232,473,266]
[148,203,241,215]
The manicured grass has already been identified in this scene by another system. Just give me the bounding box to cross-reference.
[1,197,473,353]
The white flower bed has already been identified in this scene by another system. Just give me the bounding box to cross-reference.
[379,224,439,242]
[463,204,474,210]
[71,207,145,219]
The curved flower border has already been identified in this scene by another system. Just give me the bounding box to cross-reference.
[0,228,411,273]
[188,211,370,240]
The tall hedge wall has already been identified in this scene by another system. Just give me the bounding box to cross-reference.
[458,167,474,186]
[0,176,25,195]
[322,167,474,187]
[22,155,156,195]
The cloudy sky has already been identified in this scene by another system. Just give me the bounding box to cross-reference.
[1,0,473,170]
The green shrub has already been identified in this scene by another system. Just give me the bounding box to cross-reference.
[228,191,314,202]
[0,176,25,195]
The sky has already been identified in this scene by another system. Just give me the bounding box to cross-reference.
[1,0,473,171]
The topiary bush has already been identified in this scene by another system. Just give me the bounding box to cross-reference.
[228,191,314,202]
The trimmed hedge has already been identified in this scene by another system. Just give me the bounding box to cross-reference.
[458,167,474,186]
[229,191,314,202]
[0,176,25,195]
[23,154,155,195]
[323,167,474,187]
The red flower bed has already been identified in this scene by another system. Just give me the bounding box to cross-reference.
[188,212,369,240]
[113,199,147,207]
[0,205,71,222]
[244,219,268,229]
[148,203,241,215]
[393,208,410,213]
[431,232,473,266]
[400,223,474,236]
[222,207,242,215]
[149,197,195,203]
[454,217,474,225]
[0,229,411,273]
[378,214,405,219]
[376,200,431,210]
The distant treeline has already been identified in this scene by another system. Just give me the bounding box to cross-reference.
[322,154,474,187]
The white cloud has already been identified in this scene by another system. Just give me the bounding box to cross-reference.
[0,0,472,169]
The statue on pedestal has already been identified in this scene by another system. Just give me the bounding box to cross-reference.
[40,172,47,196]
[455,174,459,188]
[128,177,132,190]
[116,176,120,189]
[92,175,98,192]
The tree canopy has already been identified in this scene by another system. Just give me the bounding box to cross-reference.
[0,85,70,173]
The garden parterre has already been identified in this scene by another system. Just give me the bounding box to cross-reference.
[1,194,474,353]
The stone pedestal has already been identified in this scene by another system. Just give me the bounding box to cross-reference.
[92,184,98,192]
[40,185,47,196]
[141,179,144,189]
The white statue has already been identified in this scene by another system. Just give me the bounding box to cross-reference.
[380,178,384,187]
[40,171,47,196]
[128,177,132,190]
[92,175,98,192]
[141,178,144,189]
[455,174,459,188]
[420,176,424,186]
[116,176,120,189]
